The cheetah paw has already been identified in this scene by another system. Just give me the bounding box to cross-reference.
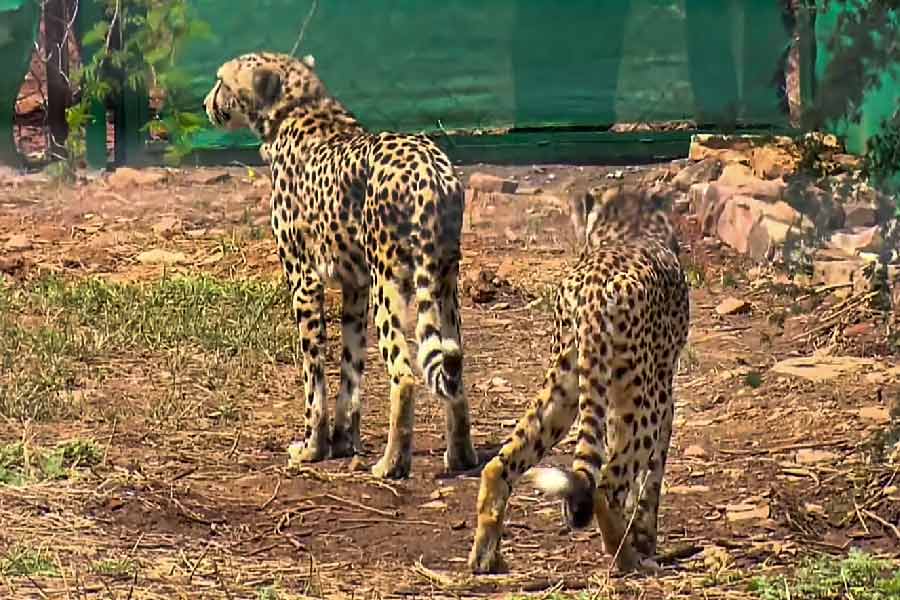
[287,439,329,466]
[444,442,479,472]
[637,557,662,575]
[371,453,411,479]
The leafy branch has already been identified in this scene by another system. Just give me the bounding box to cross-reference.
[63,0,212,172]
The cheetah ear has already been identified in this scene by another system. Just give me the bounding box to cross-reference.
[569,191,589,245]
[582,190,603,244]
[252,68,282,107]
[301,54,316,69]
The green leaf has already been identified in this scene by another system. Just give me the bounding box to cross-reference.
[82,21,109,47]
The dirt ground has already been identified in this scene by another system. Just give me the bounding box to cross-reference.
[0,162,898,600]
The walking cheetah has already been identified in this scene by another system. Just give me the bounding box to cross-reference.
[468,185,690,573]
[203,52,478,479]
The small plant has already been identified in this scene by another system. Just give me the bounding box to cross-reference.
[257,586,281,600]
[1,545,60,577]
[744,370,763,389]
[92,557,137,577]
[0,439,101,485]
[64,0,213,173]
[862,109,900,217]
[750,550,900,600]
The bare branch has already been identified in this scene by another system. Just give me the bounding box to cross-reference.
[290,0,319,57]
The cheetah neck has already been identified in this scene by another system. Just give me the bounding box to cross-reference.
[258,96,365,146]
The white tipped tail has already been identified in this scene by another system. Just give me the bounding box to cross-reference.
[528,467,577,497]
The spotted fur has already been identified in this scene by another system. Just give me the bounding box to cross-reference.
[468,185,690,573]
[204,52,478,479]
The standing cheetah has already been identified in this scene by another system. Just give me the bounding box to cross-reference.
[468,185,690,573]
[203,52,478,479]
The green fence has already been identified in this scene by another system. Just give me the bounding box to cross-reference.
[78,0,798,166]
[0,0,39,166]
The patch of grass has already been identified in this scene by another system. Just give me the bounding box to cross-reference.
[92,557,137,578]
[0,439,102,485]
[1,545,59,577]
[678,344,701,375]
[0,273,300,421]
[24,273,295,357]
[750,550,900,600]
[257,586,281,600]
[682,257,708,289]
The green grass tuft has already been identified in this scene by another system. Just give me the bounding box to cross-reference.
[1,545,59,577]
[0,439,102,485]
[750,550,900,600]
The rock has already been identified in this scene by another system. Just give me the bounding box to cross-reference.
[796,449,838,464]
[716,196,813,258]
[688,133,761,163]
[770,356,875,382]
[725,503,770,522]
[750,145,799,180]
[495,257,518,282]
[843,204,877,228]
[4,234,32,251]
[831,153,863,171]
[516,186,542,195]
[108,167,168,189]
[187,169,232,185]
[672,157,723,192]
[0,256,25,275]
[683,444,708,458]
[151,216,182,238]
[468,172,518,194]
[715,297,751,315]
[857,406,890,423]
[843,322,875,338]
[827,226,883,256]
[717,163,756,188]
[785,180,845,231]
[811,257,869,293]
[135,249,188,266]
[464,268,498,303]
[347,456,366,472]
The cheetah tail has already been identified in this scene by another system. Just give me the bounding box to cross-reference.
[528,467,596,530]
[413,270,463,401]
[528,467,576,495]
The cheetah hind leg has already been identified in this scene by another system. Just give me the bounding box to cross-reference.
[435,270,478,472]
[370,274,417,479]
[331,283,369,458]
[530,467,648,573]
[469,345,578,573]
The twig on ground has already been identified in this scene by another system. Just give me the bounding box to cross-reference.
[259,478,281,510]
[324,493,398,517]
[863,509,900,540]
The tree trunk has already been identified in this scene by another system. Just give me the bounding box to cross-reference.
[44,0,72,157]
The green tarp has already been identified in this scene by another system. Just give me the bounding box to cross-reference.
[183,0,794,152]
[814,0,900,156]
[0,0,40,165]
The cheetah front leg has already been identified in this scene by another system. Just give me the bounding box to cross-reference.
[288,273,331,463]
[468,344,578,573]
[332,282,369,458]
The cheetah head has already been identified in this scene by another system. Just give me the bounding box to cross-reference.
[570,185,679,255]
[203,52,324,139]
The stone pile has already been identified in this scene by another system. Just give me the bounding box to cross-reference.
[671,133,898,296]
